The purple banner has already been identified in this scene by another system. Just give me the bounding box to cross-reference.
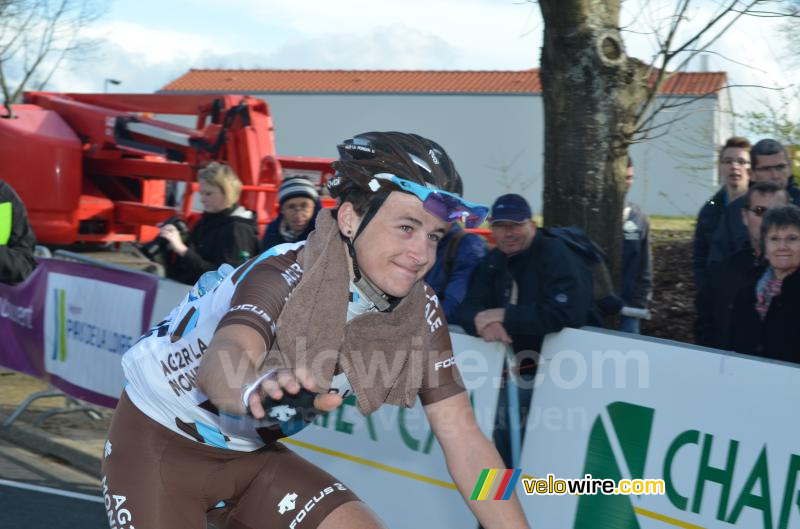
[0,258,159,408]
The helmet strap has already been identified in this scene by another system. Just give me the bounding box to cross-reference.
[353,190,389,240]
[340,233,393,312]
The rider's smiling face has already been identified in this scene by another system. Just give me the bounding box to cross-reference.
[351,191,448,297]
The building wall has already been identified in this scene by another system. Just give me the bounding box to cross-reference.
[628,96,721,216]
[173,91,724,216]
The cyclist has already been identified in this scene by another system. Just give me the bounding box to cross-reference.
[102,132,530,529]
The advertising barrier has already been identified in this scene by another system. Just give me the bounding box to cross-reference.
[3,260,799,529]
[520,328,800,529]
[0,259,162,407]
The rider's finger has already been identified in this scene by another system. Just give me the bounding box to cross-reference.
[294,367,319,393]
[314,393,342,413]
[274,370,300,395]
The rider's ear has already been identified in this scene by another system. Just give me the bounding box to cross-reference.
[336,202,361,238]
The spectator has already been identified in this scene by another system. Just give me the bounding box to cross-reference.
[261,176,322,251]
[694,182,788,348]
[0,179,36,284]
[424,198,488,322]
[158,162,260,285]
[728,205,800,362]
[458,193,593,467]
[693,137,751,288]
[620,159,652,333]
[708,138,800,267]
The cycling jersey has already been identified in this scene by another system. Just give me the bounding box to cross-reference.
[122,238,464,452]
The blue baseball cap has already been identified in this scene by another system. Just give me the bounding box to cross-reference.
[491,194,532,224]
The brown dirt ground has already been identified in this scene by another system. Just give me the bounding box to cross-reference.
[0,368,111,439]
[640,229,695,343]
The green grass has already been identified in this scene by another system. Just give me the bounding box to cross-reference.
[650,216,695,232]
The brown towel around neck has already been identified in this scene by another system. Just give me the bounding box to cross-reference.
[275,210,430,414]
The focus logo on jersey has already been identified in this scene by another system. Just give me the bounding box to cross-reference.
[434,356,456,371]
[289,483,348,529]
[229,304,272,324]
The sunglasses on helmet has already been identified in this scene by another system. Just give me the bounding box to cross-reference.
[370,173,489,228]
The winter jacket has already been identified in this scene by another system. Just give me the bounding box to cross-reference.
[708,183,800,268]
[622,202,653,308]
[457,230,593,356]
[694,244,764,349]
[261,201,322,251]
[693,188,728,288]
[0,180,36,284]
[168,205,259,285]
[424,225,488,322]
[728,268,800,363]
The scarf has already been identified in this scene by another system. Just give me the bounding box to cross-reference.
[755,267,783,320]
[274,210,432,415]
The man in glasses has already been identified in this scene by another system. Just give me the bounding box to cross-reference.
[695,182,788,348]
[693,137,751,289]
[458,193,593,468]
[708,138,800,268]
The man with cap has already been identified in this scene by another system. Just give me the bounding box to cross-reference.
[458,193,593,467]
[261,176,322,251]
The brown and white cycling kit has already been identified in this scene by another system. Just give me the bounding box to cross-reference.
[103,238,465,529]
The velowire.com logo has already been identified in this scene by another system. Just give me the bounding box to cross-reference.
[470,469,522,500]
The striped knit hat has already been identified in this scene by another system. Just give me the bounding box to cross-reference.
[278,176,319,205]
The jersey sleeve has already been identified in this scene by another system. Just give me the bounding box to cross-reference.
[419,287,466,406]
[216,251,303,348]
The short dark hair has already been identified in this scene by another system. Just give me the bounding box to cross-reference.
[743,181,787,209]
[719,136,751,161]
[760,204,800,254]
[751,138,788,169]
[332,180,376,216]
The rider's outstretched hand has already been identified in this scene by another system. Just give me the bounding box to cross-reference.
[244,367,343,421]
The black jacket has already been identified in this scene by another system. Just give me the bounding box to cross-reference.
[457,230,594,355]
[622,203,653,308]
[693,188,728,288]
[168,205,259,285]
[728,268,800,363]
[694,244,764,349]
[261,201,322,251]
[0,180,36,284]
[708,183,800,268]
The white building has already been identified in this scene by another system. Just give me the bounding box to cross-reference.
[161,69,733,216]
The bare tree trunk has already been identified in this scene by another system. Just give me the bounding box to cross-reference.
[538,0,646,288]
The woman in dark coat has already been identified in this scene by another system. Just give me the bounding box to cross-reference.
[728,205,800,362]
[159,162,260,285]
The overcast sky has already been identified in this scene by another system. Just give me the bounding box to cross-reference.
[44,0,798,133]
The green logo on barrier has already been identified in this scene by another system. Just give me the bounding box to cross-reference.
[52,288,67,362]
[574,402,655,529]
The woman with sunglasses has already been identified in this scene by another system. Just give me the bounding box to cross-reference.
[102,132,529,529]
[728,204,800,362]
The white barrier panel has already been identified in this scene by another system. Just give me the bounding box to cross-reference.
[287,332,506,529]
[43,272,146,398]
[519,328,800,529]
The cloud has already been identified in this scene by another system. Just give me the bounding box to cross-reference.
[262,26,459,70]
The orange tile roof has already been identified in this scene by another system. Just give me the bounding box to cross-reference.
[161,69,727,96]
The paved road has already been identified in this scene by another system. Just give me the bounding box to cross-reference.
[0,438,107,528]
